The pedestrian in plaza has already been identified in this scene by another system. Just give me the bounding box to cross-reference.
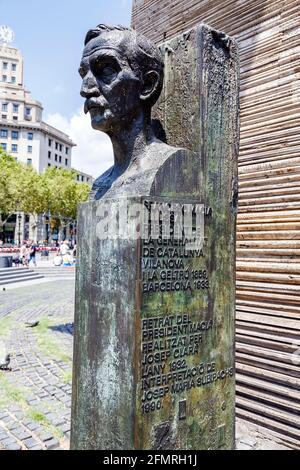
[20,242,28,266]
[62,251,73,266]
[28,241,37,267]
[53,253,63,266]
[60,240,69,256]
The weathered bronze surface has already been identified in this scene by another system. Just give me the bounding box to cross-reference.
[71,23,239,450]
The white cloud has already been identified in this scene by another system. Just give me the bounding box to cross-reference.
[45,108,113,178]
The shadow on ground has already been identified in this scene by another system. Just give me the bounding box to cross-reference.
[48,324,74,336]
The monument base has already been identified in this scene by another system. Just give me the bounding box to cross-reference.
[71,196,235,450]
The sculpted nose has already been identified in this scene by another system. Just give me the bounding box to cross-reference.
[80,73,101,98]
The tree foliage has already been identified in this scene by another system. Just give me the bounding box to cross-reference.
[0,147,90,234]
[42,167,90,222]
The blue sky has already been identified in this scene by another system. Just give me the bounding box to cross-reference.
[1,0,131,117]
[0,0,132,175]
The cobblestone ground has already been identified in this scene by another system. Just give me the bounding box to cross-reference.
[0,281,74,450]
[0,280,290,451]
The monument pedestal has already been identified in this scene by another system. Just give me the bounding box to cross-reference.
[71,23,239,450]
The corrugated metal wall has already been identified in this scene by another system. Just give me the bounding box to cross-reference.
[132,0,300,448]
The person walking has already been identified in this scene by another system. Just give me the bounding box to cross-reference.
[28,241,37,267]
[20,242,28,266]
[60,240,69,256]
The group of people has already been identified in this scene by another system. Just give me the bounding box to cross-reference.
[53,241,76,267]
[17,240,76,268]
[19,241,37,267]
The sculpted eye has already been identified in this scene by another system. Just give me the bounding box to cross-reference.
[92,58,119,84]
[101,66,117,83]
[78,67,87,78]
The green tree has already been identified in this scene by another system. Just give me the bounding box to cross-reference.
[42,167,90,240]
[0,149,90,242]
[0,148,24,238]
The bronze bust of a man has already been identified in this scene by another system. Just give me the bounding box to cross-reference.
[79,24,200,200]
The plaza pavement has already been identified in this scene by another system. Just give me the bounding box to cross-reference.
[0,281,74,450]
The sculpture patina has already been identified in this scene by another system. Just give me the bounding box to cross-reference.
[71,22,238,450]
[79,24,199,199]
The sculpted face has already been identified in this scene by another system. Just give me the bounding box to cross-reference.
[79,31,143,133]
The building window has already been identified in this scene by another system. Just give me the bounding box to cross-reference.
[48,163,51,167]
[27,158,32,165]
[48,138,52,146]
[66,147,69,155]
[11,144,18,153]
[2,62,8,70]
[13,116,18,121]
[87,178,89,182]
[13,104,19,113]
[11,131,19,140]
[59,156,62,163]
[11,64,17,72]
[11,77,16,84]
[55,142,58,150]
[1,115,7,120]
[27,145,32,153]
[55,154,58,161]
[27,132,33,140]
[81,175,84,182]
[48,151,51,159]
[0,129,7,138]
[77,175,79,181]
[2,103,8,112]
[2,75,7,82]
[59,144,63,152]
[1,143,7,151]
[25,107,31,116]
[65,158,68,166]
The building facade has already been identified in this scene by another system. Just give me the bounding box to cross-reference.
[0,42,92,244]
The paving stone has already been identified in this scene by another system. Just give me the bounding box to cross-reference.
[51,418,65,427]
[4,443,22,450]
[1,437,18,446]
[13,412,24,420]
[59,423,70,433]
[26,422,39,432]
[27,400,40,406]
[6,421,19,431]
[23,437,39,449]
[11,428,32,440]
[1,416,12,424]
[39,431,54,442]
[44,438,60,450]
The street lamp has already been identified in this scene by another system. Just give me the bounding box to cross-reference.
[17,213,22,246]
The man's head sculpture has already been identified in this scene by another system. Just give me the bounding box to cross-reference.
[79,24,164,134]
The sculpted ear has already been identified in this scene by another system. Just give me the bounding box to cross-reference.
[140,70,160,103]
